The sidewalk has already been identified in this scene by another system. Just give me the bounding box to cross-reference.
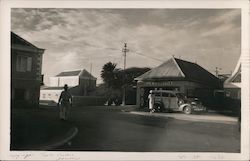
[11,107,78,150]
[129,111,238,125]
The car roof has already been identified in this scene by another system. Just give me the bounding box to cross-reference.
[152,90,181,94]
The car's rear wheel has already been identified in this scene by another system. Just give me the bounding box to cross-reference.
[183,105,192,114]
[154,103,163,112]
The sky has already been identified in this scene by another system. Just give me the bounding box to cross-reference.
[11,9,241,85]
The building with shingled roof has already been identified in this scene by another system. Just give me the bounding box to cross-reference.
[40,69,97,104]
[135,57,222,107]
[11,32,45,107]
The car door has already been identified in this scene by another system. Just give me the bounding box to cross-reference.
[169,93,178,110]
[161,92,170,109]
[154,92,161,104]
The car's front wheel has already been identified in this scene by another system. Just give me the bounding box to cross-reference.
[183,105,192,114]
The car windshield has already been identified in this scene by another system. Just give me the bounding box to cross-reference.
[176,93,186,99]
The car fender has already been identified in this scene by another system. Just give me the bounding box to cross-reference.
[179,103,191,111]
[154,101,164,108]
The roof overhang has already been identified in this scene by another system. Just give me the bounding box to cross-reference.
[12,44,45,54]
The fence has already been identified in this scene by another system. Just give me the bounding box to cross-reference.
[72,96,107,106]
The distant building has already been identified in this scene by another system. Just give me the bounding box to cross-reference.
[11,32,45,107]
[40,69,97,104]
[224,57,241,100]
[135,57,222,107]
[217,74,231,83]
[40,86,65,104]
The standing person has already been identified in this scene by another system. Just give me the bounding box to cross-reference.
[148,90,155,113]
[58,84,73,121]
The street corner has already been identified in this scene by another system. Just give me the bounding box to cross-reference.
[129,111,238,125]
[10,107,79,150]
[36,126,78,150]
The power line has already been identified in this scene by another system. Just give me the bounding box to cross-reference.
[104,46,165,63]
[130,50,164,63]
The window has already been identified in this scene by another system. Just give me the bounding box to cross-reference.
[162,93,169,97]
[169,93,175,97]
[176,93,186,99]
[154,92,161,97]
[16,55,32,72]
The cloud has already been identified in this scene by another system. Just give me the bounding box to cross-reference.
[201,9,240,37]
[211,10,240,24]
[11,9,241,85]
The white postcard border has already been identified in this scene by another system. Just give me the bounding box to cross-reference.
[0,0,249,160]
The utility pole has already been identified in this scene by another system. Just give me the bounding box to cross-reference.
[215,67,222,77]
[122,43,129,106]
[89,62,92,86]
[123,43,129,70]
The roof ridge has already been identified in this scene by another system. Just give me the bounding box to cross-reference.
[172,57,185,77]
[174,57,197,65]
[11,31,42,50]
[224,56,241,85]
[80,69,96,79]
[135,57,220,87]
[61,69,83,72]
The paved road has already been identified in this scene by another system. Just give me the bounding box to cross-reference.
[55,106,240,152]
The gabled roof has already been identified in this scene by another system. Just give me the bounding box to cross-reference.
[80,69,97,80]
[174,58,220,86]
[135,58,185,80]
[56,70,82,77]
[135,57,221,87]
[55,69,97,80]
[224,57,241,88]
[11,32,44,52]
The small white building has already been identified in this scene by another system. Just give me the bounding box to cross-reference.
[40,86,64,104]
[49,70,81,87]
[40,69,97,105]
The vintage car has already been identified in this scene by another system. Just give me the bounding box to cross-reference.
[152,90,206,114]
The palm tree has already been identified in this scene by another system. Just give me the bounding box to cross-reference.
[101,62,117,87]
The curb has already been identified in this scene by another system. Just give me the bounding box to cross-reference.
[34,126,78,150]
[129,111,238,125]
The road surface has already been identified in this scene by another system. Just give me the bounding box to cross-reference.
[55,106,240,152]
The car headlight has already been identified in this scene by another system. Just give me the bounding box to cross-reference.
[178,100,184,104]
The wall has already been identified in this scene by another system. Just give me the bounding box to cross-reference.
[59,76,79,87]
[72,96,107,106]
[49,76,79,87]
[40,89,62,103]
[49,77,59,86]
[11,48,43,107]
[79,78,96,96]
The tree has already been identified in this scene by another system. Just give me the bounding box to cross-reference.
[100,62,151,105]
[101,62,150,89]
[101,62,117,88]
[123,67,151,86]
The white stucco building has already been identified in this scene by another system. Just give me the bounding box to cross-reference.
[40,69,97,105]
